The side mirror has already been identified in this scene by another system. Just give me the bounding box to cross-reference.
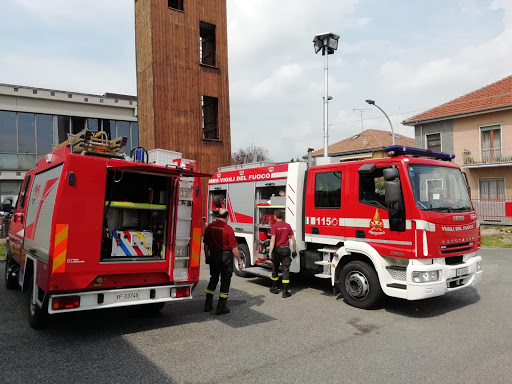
[385,181,401,204]
[383,167,399,181]
[1,199,13,213]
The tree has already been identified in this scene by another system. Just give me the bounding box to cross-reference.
[231,144,270,165]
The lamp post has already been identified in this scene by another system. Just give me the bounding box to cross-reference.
[365,99,395,145]
[313,32,340,158]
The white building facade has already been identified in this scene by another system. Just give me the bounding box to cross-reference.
[0,83,138,203]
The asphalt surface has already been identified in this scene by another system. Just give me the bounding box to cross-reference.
[1,248,511,384]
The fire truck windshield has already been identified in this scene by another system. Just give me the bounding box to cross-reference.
[407,164,472,212]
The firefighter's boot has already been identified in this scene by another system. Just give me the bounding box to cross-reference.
[282,283,291,298]
[215,296,230,315]
[204,292,214,312]
[270,279,279,294]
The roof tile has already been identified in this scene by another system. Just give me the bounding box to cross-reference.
[405,75,512,123]
[310,129,414,157]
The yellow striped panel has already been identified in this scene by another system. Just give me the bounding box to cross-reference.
[190,228,201,268]
[53,224,69,273]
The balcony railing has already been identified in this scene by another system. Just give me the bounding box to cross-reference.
[472,198,512,224]
[461,147,512,166]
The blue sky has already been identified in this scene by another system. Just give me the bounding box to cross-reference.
[1,0,510,162]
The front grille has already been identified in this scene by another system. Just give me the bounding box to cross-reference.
[387,267,406,281]
[440,242,473,255]
[445,255,464,265]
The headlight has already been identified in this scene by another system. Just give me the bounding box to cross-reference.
[412,270,440,283]
[476,261,482,271]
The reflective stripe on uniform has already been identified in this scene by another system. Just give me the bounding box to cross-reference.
[219,292,229,298]
[282,280,290,284]
[270,276,279,281]
[205,289,215,295]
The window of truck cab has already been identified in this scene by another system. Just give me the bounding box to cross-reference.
[358,167,387,209]
[16,174,32,210]
[407,164,472,212]
[314,171,341,208]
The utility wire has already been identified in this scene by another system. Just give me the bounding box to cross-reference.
[330,89,512,127]
[329,107,429,126]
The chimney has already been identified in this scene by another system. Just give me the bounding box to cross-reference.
[363,135,368,147]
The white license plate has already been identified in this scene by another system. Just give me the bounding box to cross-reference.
[113,291,141,303]
[456,267,469,277]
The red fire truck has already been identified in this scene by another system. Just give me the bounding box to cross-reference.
[2,129,207,328]
[206,146,483,309]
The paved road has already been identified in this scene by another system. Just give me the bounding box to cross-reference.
[1,248,512,384]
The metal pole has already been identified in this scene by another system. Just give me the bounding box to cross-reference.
[373,103,395,145]
[323,42,329,157]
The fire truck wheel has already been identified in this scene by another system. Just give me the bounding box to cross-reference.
[234,244,251,278]
[4,252,19,290]
[339,261,384,310]
[27,276,49,329]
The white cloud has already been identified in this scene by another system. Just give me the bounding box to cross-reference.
[378,1,512,101]
[11,0,133,24]
[1,0,510,162]
[0,53,136,95]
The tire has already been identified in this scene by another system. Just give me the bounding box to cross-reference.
[234,244,251,278]
[27,275,49,329]
[4,249,19,290]
[338,261,384,309]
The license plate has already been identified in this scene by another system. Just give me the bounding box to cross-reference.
[456,267,469,277]
[113,291,141,303]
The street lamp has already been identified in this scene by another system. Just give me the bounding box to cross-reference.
[365,99,395,145]
[313,32,340,158]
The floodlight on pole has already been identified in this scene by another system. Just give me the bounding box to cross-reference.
[313,32,340,157]
[365,99,395,145]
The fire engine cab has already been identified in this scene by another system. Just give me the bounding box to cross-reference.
[207,146,483,309]
[3,129,208,328]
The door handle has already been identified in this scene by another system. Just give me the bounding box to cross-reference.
[312,227,319,235]
[355,230,365,238]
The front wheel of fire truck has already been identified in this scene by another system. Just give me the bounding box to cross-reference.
[339,261,384,310]
[27,276,49,329]
[234,244,251,278]
[4,250,19,290]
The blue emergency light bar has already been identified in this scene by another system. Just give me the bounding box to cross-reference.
[386,145,455,161]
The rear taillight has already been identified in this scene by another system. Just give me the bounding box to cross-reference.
[52,296,80,310]
[173,286,190,298]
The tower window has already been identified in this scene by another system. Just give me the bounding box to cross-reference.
[168,0,184,11]
[200,21,216,66]
[202,96,218,140]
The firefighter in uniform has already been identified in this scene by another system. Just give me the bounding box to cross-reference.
[203,208,243,315]
[269,209,297,298]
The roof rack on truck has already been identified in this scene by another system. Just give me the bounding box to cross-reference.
[217,161,279,172]
[53,128,127,158]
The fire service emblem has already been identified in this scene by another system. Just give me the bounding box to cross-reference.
[369,209,385,235]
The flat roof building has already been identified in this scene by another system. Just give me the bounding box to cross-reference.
[0,83,139,203]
